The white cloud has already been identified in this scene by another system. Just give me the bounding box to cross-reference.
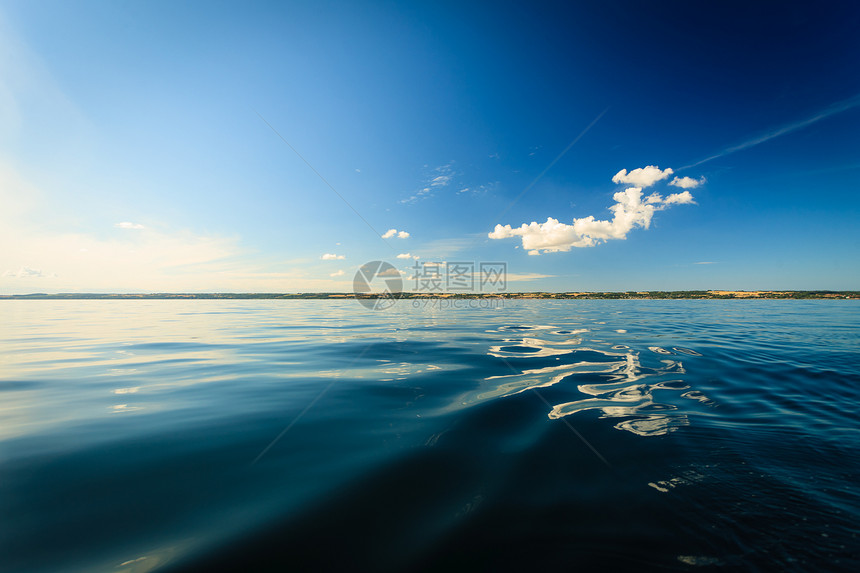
[669,176,705,189]
[1,223,254,292]
[694,261,716,265]
[0,156,355,294]
[396,253,419,260]
[330,269,345,277]
[382,229,410,239]
[321,253,345,260]
[664,191,695,204]
[489,171,697,254]
[644,190,695,205]
[458,181,497,196]
[431,162,454,180]
[612,166,673,188]
[3,267,51,278]
[507,272,553,281]
[401,162,456,203]
[114,221,145,230]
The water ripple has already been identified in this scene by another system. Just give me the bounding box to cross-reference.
[475,328,711,436]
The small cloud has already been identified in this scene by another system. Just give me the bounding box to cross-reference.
[382,229,410,239]
[645,190,696,205]
[694,261,716,265]
[396,253,419,260]
[114,221,145,230]
[612,166,673,188]
[321,253,345,260]
[506,272,553,281]
[458,181,497,196]
[402,162,456,203]
[330,269,345,277]
[669,176,706,189]
[664,191,695,204]
[354,169,361,173]
[3,266,53,278]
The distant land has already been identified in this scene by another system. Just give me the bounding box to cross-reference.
[1,291,857,300]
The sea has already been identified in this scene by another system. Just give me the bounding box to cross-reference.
[0,299,858,572]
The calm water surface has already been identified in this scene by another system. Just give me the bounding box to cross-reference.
[1,300,858,571]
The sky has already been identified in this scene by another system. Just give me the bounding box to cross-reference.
[1,0,859,293]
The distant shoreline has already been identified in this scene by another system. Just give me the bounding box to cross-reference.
[1,291,857,300]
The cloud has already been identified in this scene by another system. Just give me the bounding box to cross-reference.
[321,253,345,260]
[2,153,367,293]
[400,162,456,204]
[1,163,256,291]
[1,222,252,292]
[396,253,419,260]
[429,163,454,185]
[648,190,695,205]
[490,168,697,254]
[382,229,410,239]
[612,166,673,188]
[114,221,145,230]
[669,176,705,189]
[506,272,553,282]
[458,181,497,196]
[3,266,52,278]
[330,269,345,277]
[694,261,716,265]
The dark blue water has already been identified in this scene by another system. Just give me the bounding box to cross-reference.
[1,300,858,572]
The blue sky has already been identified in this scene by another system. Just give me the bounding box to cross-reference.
[1,0,858,293]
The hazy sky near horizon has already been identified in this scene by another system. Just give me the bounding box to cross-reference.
[2,0,859,293]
